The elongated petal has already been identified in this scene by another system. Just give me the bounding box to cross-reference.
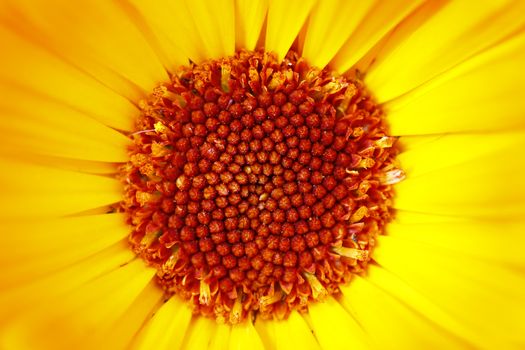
[265,0,316,60]
[366,0,525,102]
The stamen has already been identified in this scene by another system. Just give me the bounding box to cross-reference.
[199,280,211,305]
[332,246,369,261]
[140,230,161,248]
[229,292,243,324]
[153,121,168,133]
[162,248,180,272]
[259,290,283,307]
[221,64,231,92]
[381,169,406,185]
[350,206,368,223]
[303,272,328,300]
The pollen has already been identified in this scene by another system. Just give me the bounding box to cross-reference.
[120,50,402,324]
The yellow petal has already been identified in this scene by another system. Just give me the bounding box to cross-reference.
[131,296,193,350]
[184,0,235,60]
[92,279,164,350]
[398,132,525,178]
[2,154,119,175]
[330,0,424,72]
[265,0,316,60]
[0,241,135,322]
[0,26,135,131]
[363,264,490,349]
[394,210,469,225]
[340,275,467,349]
[209,323,231,350]
[1,259,155,350]
[394,134,525,218]
[387,219,525,267]
[0,89,130,162]
[302,0,374,69]
[229,320,265,350]
[373,235,525,345]
[366,0,525,102]
[180,316,218,349]
[305,296,368,349]
[124,0,207,65]
[386,29,525,134]
[275,312,320,350]
[0,159,122,218]
[0,214,129,288]
[235,0,268,51]
[3,0,168,101]
[114,0,190,71]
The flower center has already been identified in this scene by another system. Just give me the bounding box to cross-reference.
[120,50,403,324]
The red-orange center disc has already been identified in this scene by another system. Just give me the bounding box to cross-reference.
[120,50,402,324]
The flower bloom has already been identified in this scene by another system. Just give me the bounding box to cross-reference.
[1,0,525,349]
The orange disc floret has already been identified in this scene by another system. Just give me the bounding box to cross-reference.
[120,50,403,324]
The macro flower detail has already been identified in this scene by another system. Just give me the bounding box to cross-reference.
[121,50,401,323]
[1,0,524,349]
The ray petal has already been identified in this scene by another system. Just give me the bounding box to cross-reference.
[2,0,168,101]
[1,259,155,349]
[372,235,525,346]
[0,159,122,218]
[130,296,193,350]
[265,0,316,60]
[339,274,467,349]
[366,0,525,102]
[305,296,368,349]
[330,0,424,73]
[0,25,136,131]
[228,320,265,350]
[302,0,373,69]
[235,0,269,51]
[185,0,236,59]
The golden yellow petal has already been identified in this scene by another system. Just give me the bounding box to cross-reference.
[131,296,193,350]
[91,279,164,350]
[0,214,128,288]
[1,259,155,350]
[387,219,525,268]
[394,137,525,217]
[0,241,135,323]
[260,313,326,350]
[114,0,191,71]
[0,26,135,131]
[399,132,525,178]
[185,0,235,60]
[302,0,374,69]
[229,320,265,350]
[0,159,122,218]
[393,210,469,225]
[235,0,268,51]
[330,0,424,73]
[209,323,231,350]
[373,235,525,346]
[387,30,525,134]
[3,0,168,101]
[180,316,218,349]
[363,264,490,349]
[305,296,368,349]
[125,0,207,64]
[366,0,525,102]
[340,274,467,349]
[275,311,320,350]
[265,0,316,60]
[2,154,119,175]
[0,89,130,162]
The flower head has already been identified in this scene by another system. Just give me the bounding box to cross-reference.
[1,1,524,349]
